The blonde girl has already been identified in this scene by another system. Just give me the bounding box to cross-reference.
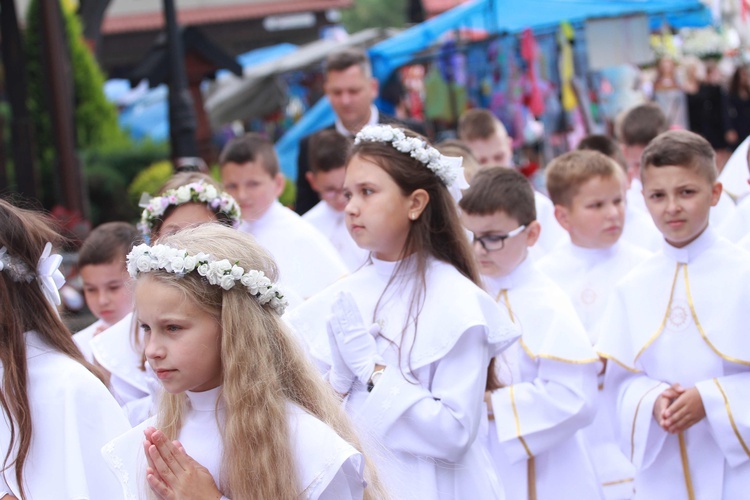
[90,172,242,424]
[0,199,129,498]
[285,125,519,498]
[102,224,384,499]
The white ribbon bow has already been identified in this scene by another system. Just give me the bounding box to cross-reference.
[37,242,65,307]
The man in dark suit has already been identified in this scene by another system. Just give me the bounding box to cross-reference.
[296,48,411,215]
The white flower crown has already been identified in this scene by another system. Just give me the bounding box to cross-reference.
[354,125,467,188]
[139,181,241,235]
[127,243,288,315]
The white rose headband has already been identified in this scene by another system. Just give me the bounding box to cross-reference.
[354,125,469,190]
[0,243,66,307]
[139,181,241,236]
[127,243,288,316]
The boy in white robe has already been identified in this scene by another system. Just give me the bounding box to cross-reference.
[458,108,567,256]
[220,133,348,299]
[73,222,141,363]
[302,130,369,271]
[597,130,750,500]
[539,149,651,498]
[577,134,661,252]
[718,146,750,242]
[459,167,603,500]
[619,103,735,226]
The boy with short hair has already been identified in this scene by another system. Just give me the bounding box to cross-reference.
[73,222,141,363]
[597,130,750,499]
[302,130,368,271]
[539,150,650,499]
[578,134,662,252]
[459,167,602,500]
[220,133,348,299]
[619,103,735,224]
[458,108,567,256]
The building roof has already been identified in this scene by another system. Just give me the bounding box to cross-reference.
[103,0,351,34]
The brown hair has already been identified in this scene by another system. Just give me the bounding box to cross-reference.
[218,133,280,176]
[348,129,481,375]
[436,139,481,182]
[641,130,717,183]
[78,222,141,268]
[457,109,507,141]
[618,103,668,147]
[0,199,105,498]
[309,129,351,173]
[325,48,372,78]
[546,150,626,207]
[149,172,235,238]
[144,225,386,499]
[459,167,536,224]
[577,134,628,173]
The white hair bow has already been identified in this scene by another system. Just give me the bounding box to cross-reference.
[37,242,65,307]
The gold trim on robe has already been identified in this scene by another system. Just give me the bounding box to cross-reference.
[713,378,750,458]
[678,433,696,500]
[634,263,682,363]
[631,383,664,462]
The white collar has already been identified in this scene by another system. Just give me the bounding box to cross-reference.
[369,253,420,278]
[567,241,619,264]
[334,105,379,137]
[482,254,534,292]
[241,200,282,233]
[661,226,717,264]
[186,385,224,412]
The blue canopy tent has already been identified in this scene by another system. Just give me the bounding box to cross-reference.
[275,0,711,179]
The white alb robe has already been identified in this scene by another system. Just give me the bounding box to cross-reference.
[102,386,366,499]
[302,201,369,272]
[90,312,160,425]
[482,259,603,500]
[539,241,649,499]
[238,201,348,299]
[718,194,750,243]
[597,228,750,500]
[532,191,567,258]
[285,256,519,499]
[1,331,130,498]
[73,318,106,364]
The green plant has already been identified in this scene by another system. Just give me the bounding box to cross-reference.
[127,160,174,207]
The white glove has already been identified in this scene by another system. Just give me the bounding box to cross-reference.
[330,291,383,385]
[326,320,356,394]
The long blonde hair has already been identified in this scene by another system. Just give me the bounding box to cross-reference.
[143,224,386,498]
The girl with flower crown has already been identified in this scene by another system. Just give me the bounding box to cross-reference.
[102,224,386,499]
[285,125,519,498]
[90,171,245,425]
[0,199,130,499]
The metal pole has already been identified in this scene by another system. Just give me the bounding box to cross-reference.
[163,0,199,164]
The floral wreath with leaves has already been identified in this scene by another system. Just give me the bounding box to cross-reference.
[127,243,288,315]
[139,181,241,235]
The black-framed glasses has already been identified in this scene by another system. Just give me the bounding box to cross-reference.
[471,225,526,252]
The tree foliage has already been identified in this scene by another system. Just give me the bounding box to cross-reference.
[25,0,126,207]
[341,0,409,33]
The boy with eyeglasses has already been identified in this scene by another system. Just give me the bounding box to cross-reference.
[538,149,650,499]
[302,129,369,271]
[459,166,602,500]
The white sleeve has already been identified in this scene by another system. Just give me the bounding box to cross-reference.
[605,361,670,470]
[353,326,489,462]
[490,357,598,463]
[696,372,750,467]
[315,455,366,500]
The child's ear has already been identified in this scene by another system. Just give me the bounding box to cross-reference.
[274,173,286,198]
[553,204,571,231]
[710,181,723,207]
[525,220,541,248]
[305,171,318,192]
[408,189,430,219]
